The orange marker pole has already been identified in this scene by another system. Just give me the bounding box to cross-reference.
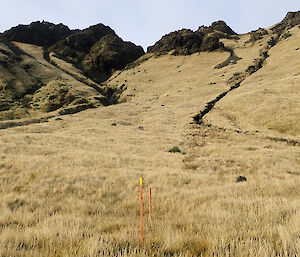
[140,176,143,245]
[149,187,152,223]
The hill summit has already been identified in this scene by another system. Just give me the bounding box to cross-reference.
[49,24,145,82]
[2,22,145,83]
[2,21,73,47]
[147,21,237,55]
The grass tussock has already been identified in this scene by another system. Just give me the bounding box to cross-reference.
[0,27,300,256]
[0,117,299,256]
[168,146,181,153]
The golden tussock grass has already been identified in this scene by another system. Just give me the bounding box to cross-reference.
[0,26,300,256]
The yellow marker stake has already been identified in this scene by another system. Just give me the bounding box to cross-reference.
[140,177,143,186]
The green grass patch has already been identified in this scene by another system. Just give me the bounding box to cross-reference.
[168,146,181,153]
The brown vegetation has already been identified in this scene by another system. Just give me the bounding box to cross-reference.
[0,12,300,256]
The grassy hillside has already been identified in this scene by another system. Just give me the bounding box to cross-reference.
[0,40,111,122]
[208,25,300,136]
[0,19,299,257]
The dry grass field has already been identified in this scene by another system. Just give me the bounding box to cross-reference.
[0,26,299,256]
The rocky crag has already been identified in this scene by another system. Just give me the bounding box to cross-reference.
[3,22,145,83]
[0,21,145,121]
[2,21,73,47]
[147,21,238,55]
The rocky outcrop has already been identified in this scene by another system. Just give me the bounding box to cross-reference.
[198,21,237,35]
[82,34,145,81]
[271,11,300,32]
[49,23,116,64]
[147,29,204,55]
[282,11,300,27]
[2,21,72,47]
[246,28,268,44]
[49,23,144,82]
[147,21,236,55]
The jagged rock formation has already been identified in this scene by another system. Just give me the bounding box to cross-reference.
[49,24,116,64]
[147,29,205,55]
[50,23,145,82]
[2,22,145,83]
[197,20,237,35]
[147,21,236,55]
[82,34,145,81]
[2,21,73,47]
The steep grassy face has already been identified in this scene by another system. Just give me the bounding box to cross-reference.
[0,41,48,100]
[271,11,300,32]
[0,41,110,121]
[0,40,44,119]
[207,25,300,136]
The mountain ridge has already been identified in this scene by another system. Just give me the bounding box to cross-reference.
[0,11,299,123]
[2,21,145,83]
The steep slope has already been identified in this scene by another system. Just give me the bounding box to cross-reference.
[271,11,300,32]
[207,25,300,136]
[0,40,110,121]
[2,21,73,47]
[0,22,145,121]
[190,11,300,137]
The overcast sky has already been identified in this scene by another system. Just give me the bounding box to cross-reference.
[0,0,299,50]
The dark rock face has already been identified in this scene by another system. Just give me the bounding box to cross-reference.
[198,21,237,35]
[147,21,235,55]
[200,35,223,51]
[2,21,72,47]
[82,34,145,81]
[49,23,116,64]
[147,29,204,55]
[2,21,145,83]
[50,23,144,82]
